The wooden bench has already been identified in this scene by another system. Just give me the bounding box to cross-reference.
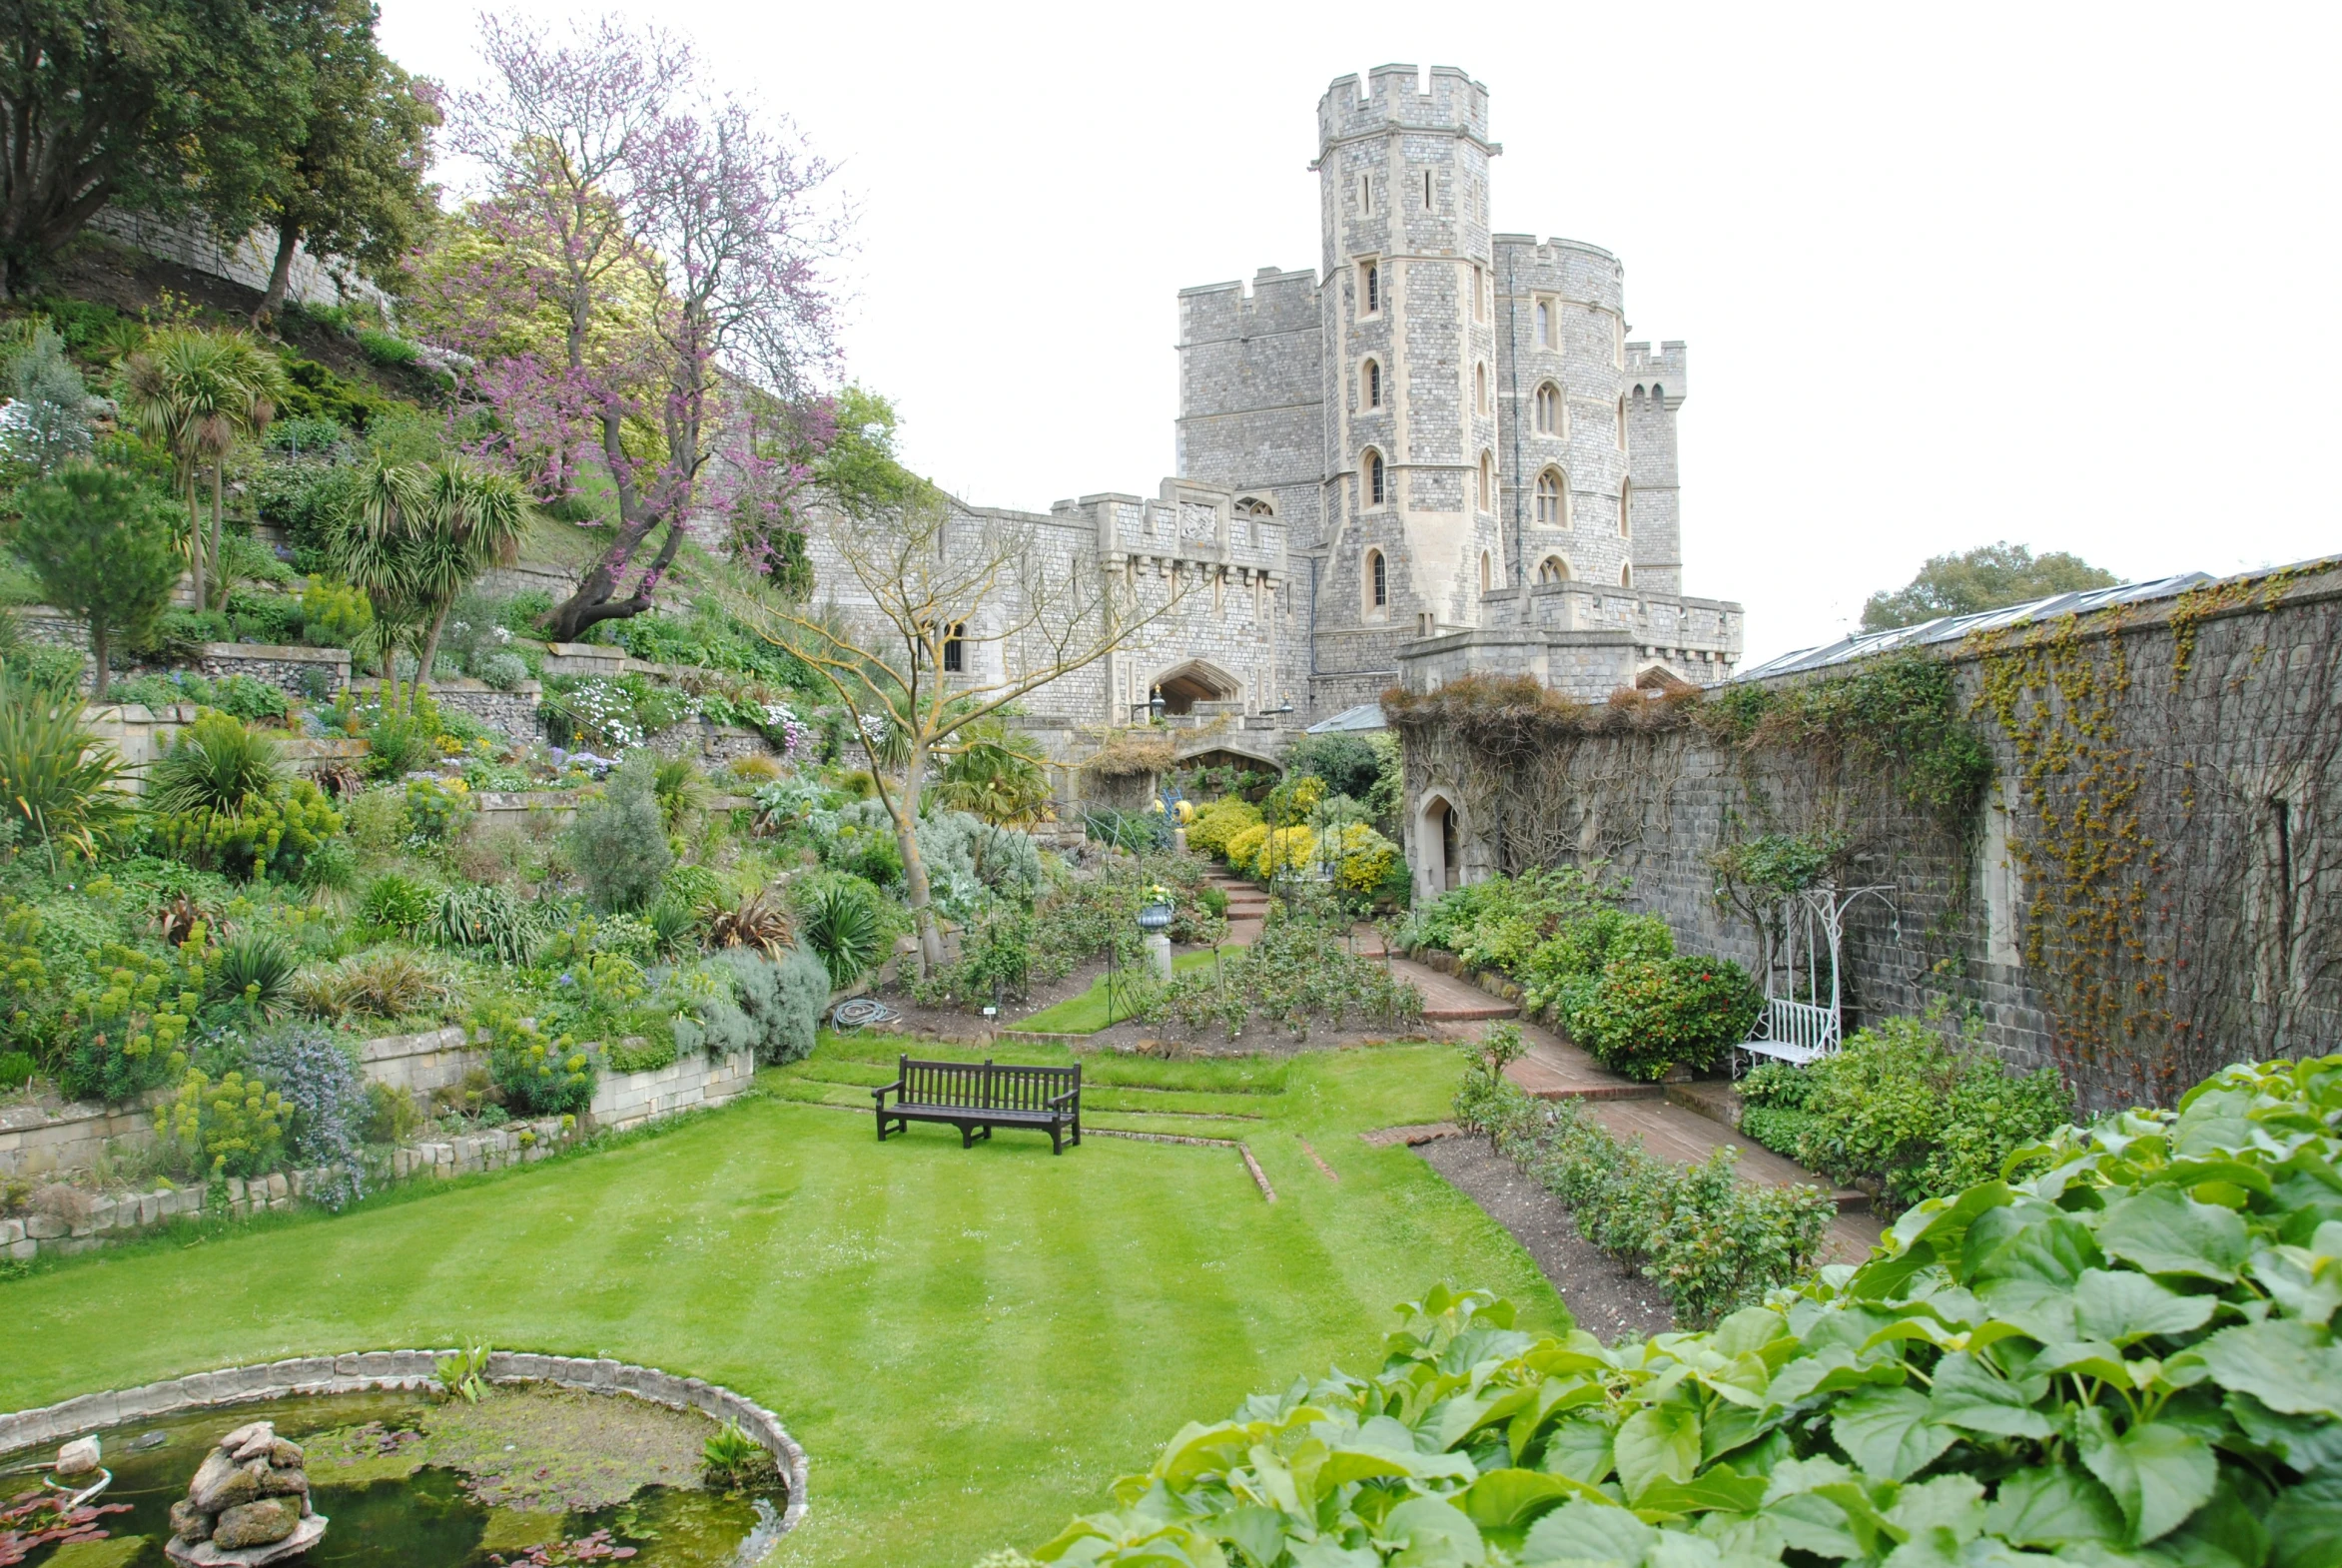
[872,1056,1083,1155]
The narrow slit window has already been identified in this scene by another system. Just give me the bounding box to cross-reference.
[1364,359,1381,408]
[1423,169,1433,209]
[1363,262,1380,315]
[1534,300,1551,348]
[1364,449,1385,506]
[942,622,966,673]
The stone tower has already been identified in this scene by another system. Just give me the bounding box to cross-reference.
[1311,66,1504,712]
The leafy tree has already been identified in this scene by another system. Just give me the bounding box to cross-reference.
[241,0,439,324]
[1862,540,2119,629]
[13,465,182,698]
[327,458,525,707]
[114,328,285,609]
[429,15,840,639]
[0,0,290,298]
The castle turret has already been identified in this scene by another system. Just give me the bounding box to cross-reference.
[1623,342,1686,595]
[1309,66,1504,712]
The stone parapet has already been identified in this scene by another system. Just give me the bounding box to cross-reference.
[197,643,350,699]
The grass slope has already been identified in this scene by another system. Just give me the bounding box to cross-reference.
[0,1040,1560,1568]
[1015,949,1220,1035]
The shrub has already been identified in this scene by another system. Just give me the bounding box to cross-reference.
[704,887,791,957]
[1243,824,1315,881]
[1184,796,1261,857]
[59,942,204,1103]
[0,663,133,862]
[1737,1014,2075,1210]
[13,463,181,698]
[709,945,828,1064]
[299,576,374,649]
[1139,917,1423,1043]
[1401,864,1623,970]
[152,776,342,883]
[362,704,437,778]
[1520,907,1676,1017]
[402,775,471,841]
[820,800,905,887]
[796,878,887,988]
[0,1049,33,1087]
[243,1024,367,1207]
[155,1069,285,1180]
[355,328,418,367]
[1562,953,1761,1081]
[567,757,673,912]
[1461,1068,1834,1324]
[1325,821,1399,896]
[474,650,529,691]
[1084,806,1171,855]
[920,809,1043,909]
[1221,821,1268,873]
[293,949,448,1021]
[476,999,593,1117]
[342,786,408,853]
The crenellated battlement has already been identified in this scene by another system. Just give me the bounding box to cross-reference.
[1177,268,1320,342]
[1318,64,1490,148]
[1624,341,1688,401]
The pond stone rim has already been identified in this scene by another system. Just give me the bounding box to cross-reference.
[0,1350,809,1551]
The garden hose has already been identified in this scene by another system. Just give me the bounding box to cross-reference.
[829,998,899,1033]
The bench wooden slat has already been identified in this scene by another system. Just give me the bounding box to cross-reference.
[873,1055,1083,1154]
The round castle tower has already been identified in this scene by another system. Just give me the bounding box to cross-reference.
[1315,65,1504,656]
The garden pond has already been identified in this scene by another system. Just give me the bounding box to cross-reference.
[0,1386,784,1568]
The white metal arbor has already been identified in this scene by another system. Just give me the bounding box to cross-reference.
[1736,882,1897,1071]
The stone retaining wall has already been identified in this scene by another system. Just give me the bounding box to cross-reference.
[0,1351,808,1547]
[197,643,350,698]
[0,1042,759,1261]
[349,677,542,740]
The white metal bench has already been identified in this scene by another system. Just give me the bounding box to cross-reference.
[1733,883,1895,1076]
[1738,997,1842,1069]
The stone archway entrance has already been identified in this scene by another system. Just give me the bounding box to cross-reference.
[1417,793,1461,897]
[1151,658,1240,716]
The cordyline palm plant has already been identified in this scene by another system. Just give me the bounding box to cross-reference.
[115,329,286,610]
[331,458,526,711]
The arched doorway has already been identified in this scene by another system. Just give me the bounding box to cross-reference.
[1152,658,1241,716]
[1417,793,1461,897]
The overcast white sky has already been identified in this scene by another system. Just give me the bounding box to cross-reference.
[378,0,2341,664]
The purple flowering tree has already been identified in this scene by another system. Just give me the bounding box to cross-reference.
[431,16,840,640]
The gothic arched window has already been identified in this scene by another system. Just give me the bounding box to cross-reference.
[1534,300,1552,348]
[1534,383,1561,434]
[1475,362,1489,416]
[1364,547,1388,614]
[1621,563,1635,588]
[1363,359,1381,408]
[1362,261,1380,315]
[1536,555,1569,585]
[1620,479,1633,537]
[1364,449,1386,507]
[1535,469,1565,526]
[1477,450,1495,513]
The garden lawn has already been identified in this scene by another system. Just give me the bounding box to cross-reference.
[1014,948,1221,1034]
[0,1040,1560,1568]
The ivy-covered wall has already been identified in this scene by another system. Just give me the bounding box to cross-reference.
[1391,559,2342,1110]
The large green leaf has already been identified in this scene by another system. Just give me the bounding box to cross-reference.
[1614,1406,1703,1503]
[2094,1187,2251,1281]
[1981,1466,2125,1548]
[1974,1212,2103,1288]
[1633,1464,1769,1519]
[1541,1417,1616,1486]
[2194,1319,2342,1417]
[2267,1476,2342,1568]
[2073,1406,2217,1545]
[2227,1389,2342,1475]
[1384,1496,1486,1568]
[2074,1268,2219,1343]
[1928,1350,2057,1439]
[1454,1470,1586,1532]
[1519,1500,1657,1565]
[1213,1505,1290,1568]
[1831,1387,1955,1480]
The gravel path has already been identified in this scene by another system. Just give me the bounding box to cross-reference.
[1416,1134,1677,1342]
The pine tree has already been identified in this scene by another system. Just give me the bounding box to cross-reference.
[14,465,184,699]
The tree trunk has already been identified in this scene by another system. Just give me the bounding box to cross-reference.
[254,219,302,326]
[891,742,946,975]
[186,473,207,613]
[91,621,109,701]
[210,462,228,610]
[415,600,452,694]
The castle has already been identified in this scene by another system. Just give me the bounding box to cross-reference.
[810,65,1744,770]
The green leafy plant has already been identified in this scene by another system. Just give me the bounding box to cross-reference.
[1035,1055,2342,1568]
[209,931,299,1018]
[155,1068,285,1179]
[1562,955,1761,1081]
[61,940,206,1103]
[701,1421,773,1490]
[433,1343,491,1403]
[797,878,885,988]
[292,949,448,1022]
[148,708,284,813]
[567,757,673,913]
[402,774,471,841]
[1736,1014,2074,1210]
[360,872,437,935]
[433,882,541,966]
[476,999,593,1117]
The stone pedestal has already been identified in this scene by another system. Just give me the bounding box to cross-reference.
[1146,934,1173,983]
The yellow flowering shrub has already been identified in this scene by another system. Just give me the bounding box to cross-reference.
[153,778,343,881]
[1188,798,1263,857]
[1248,825,1317,879]
[1328,822,1400,894]
[157,1069,285,1179]
[1222,822,1269,872]
[60,938,206,1103]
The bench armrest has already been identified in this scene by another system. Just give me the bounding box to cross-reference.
[872,1079,905,1105]
[1047,1087,1080,1109]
